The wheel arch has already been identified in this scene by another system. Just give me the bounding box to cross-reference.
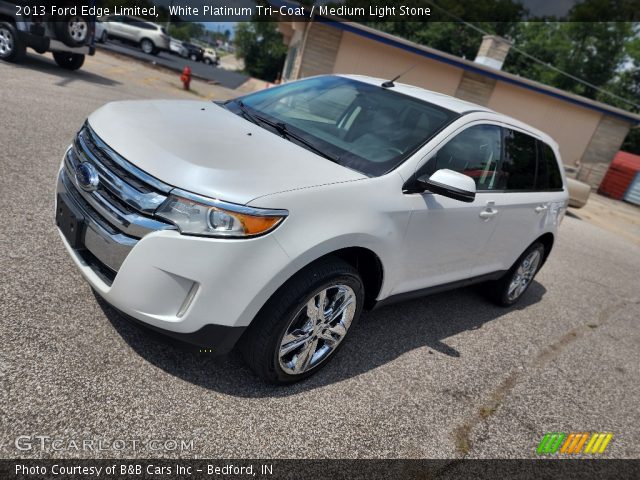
[318,247,384,310]
[139,37,155,48]
[536,232,555,267]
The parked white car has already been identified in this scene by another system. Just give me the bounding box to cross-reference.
[100,15,169,54]
[55,75,568,384]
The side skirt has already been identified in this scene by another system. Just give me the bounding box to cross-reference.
[373,270,508,309]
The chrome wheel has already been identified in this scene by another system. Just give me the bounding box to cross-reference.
[68,17,88,43]
[507,249,541,301]
[0,26,13,56]
[278,284,356,375]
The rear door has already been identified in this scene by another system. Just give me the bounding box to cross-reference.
[473,128,552,275]
[118,17,139,41]
[105,16,125,38]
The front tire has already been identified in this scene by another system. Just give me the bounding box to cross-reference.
[0,22,25,62]
[53,52,85,70]
[487,242,545,306]
[239,258,364,384]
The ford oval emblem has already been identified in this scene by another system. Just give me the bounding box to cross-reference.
[75,163,99,192]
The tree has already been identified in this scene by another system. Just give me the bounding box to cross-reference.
[337,0,525,59]
[168,22,205,42]
[235,21,287,81]
[504,22,634,99]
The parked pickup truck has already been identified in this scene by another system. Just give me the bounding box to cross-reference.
[0,1,95,70]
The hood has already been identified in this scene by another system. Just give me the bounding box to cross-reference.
[88,100,365,205]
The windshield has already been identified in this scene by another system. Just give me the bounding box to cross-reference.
[226,76,458,177]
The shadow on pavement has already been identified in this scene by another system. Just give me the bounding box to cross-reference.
[13,53,120,87]
[97,281,546,398]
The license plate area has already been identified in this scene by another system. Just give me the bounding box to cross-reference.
[56,194,86,249]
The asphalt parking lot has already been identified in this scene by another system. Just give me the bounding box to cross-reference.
[1,51,639,460]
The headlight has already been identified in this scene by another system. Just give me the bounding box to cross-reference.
[156,189,287,238]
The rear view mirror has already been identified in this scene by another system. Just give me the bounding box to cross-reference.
[417,169,476,203]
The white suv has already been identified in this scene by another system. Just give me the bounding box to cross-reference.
[55,75,568,384]
[100,15,169,54]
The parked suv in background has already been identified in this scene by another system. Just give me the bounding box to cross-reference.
[100,15,169,54]
[55,75,568,384]
[0,0,95,70]
[181,41,203,62]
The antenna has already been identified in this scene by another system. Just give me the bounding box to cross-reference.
[381,65,416,88]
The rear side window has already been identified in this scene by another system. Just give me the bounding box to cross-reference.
[498,129,537,191]
[536,141,563,190]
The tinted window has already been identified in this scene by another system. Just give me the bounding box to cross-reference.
[132,21,155,30]
[499,129,537,191]
[229,76,457,177]
[536,141,563,190]
[432,125,504,191]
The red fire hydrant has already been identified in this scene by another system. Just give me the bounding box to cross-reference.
[180,66,192,91]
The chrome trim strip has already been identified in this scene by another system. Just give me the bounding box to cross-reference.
[171,188,290,218]
[83,124,173,194]
[176,282,199,318]
[65,150,174,238]
[75,133,167,214]
[58,170,137,272]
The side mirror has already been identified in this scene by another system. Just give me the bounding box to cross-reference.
[417,169,476,203]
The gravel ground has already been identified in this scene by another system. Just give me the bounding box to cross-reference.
[1,51,639,460]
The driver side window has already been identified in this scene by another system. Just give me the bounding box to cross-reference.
[429,124,503,191]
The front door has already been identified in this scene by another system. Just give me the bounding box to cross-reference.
[396,123,504,294]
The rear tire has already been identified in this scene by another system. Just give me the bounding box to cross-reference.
[239,257,364,384]
[100,31,108,44]
[190,53,197,62]
[0,21,25,62]
[204,57,211,65]
[53,52,85,71]
[486,242,545,306]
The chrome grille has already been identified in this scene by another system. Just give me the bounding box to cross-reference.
[59,124,175,276]
[64,124,174,240]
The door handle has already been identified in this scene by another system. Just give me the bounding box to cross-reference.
[535,205,549,213]
[479,208,498,220]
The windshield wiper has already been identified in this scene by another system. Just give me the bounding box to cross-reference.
[254,115,341,164]
[234,100,260,126]
[232,100,340,164]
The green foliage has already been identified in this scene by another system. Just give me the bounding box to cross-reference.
[504,22,634,99]
[168,23,205,42]
[235,21,287,82]
[339,0,525,60]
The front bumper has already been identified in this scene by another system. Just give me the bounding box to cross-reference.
[56,169,292,353]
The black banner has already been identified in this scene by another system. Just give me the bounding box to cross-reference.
[1,459,640,480]
[9,0,640,23]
